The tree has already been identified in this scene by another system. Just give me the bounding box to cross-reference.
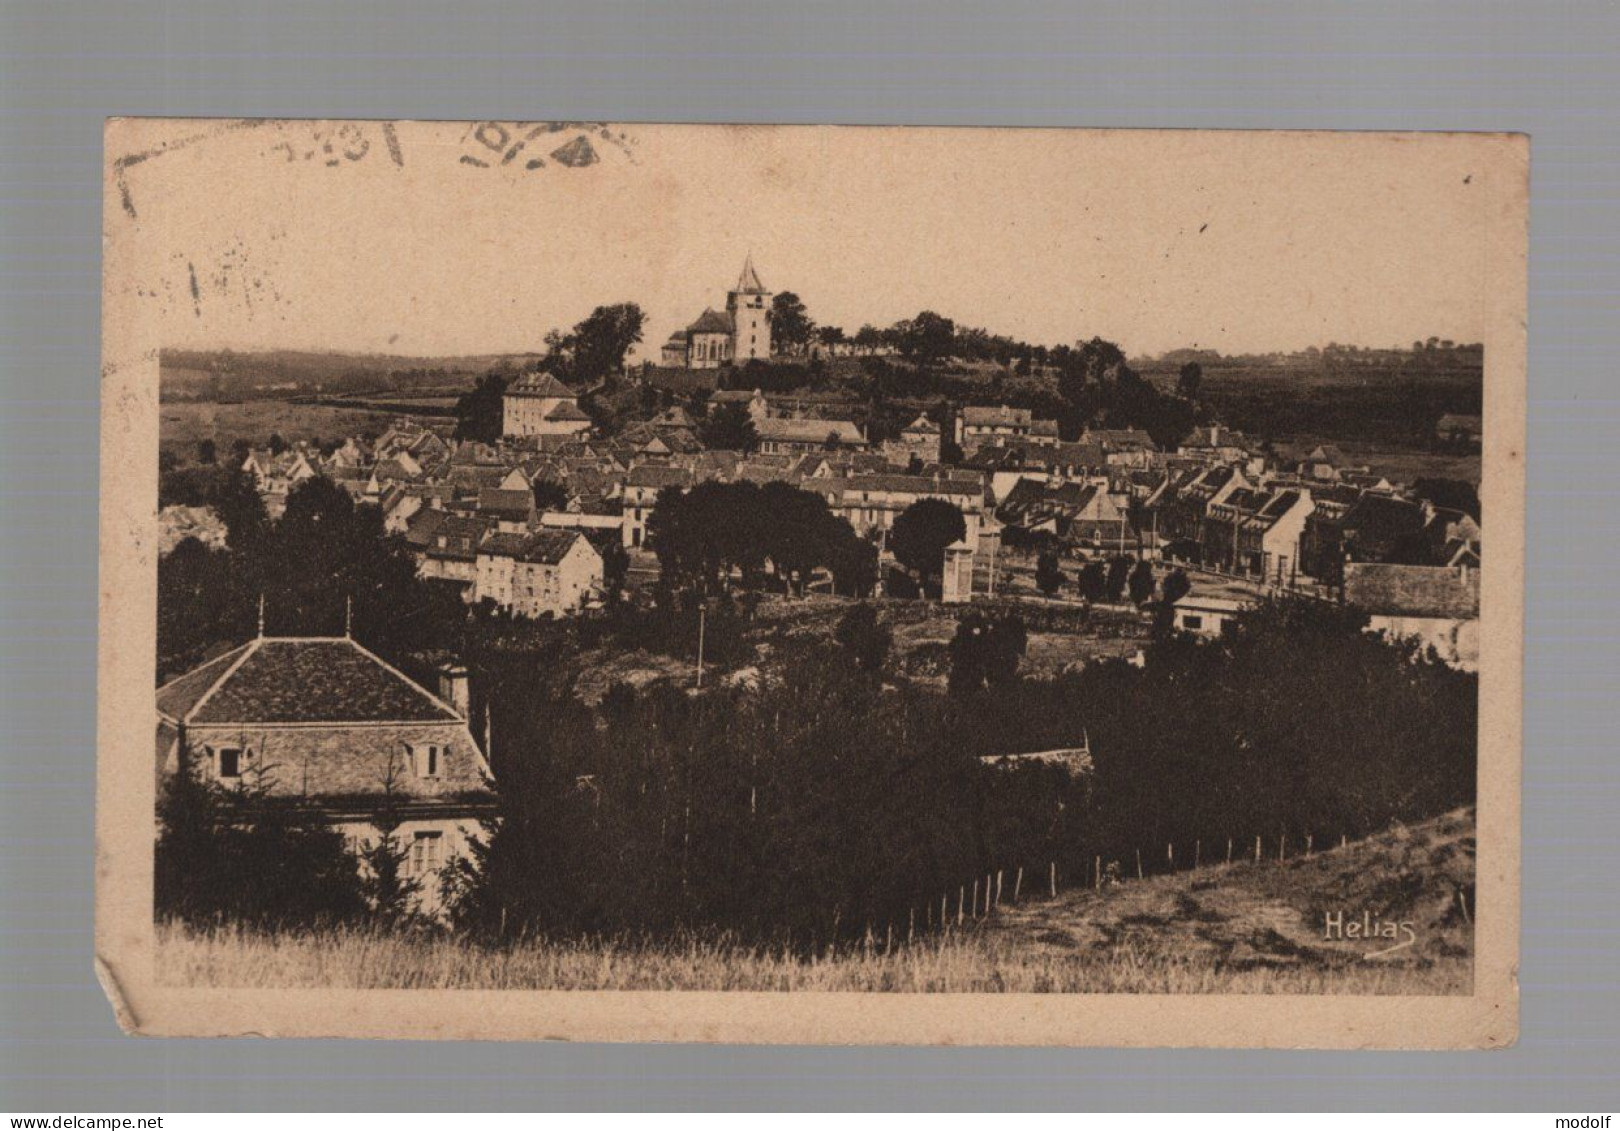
[1105,556,1132,603]
[1177,360,1203,400]
[698,401,759,452]
[770,292,815,356]
[1035,550,1064,596]
[155,753,366,930]
[546,302,646,385]
[213,468,269,553]
[816,325,847,352]
[889,497,967,581]
[453,371,510,442]
[1162,567,1192,607]
[895,310,956,368]
[1055,336,1127,408]
[834,603,891,673]
[531,480,571,512]
[595,537,630,600]
[948,612,1027,696]
[1128,559,1156,606]
[1078,560,1108,602]
[196,438,217,465]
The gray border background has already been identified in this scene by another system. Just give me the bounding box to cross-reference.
[1,0,1612,1112]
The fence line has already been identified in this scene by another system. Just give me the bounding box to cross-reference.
[912,827,1358,941]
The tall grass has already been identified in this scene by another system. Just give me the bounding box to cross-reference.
[156,920,1469,995]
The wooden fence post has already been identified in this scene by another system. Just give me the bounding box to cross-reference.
[1049,860,1057,897]
[1167,842,1174,871]
[1254,835,1262,864]
[1226,838,1233,866]
[957,887,965,926]
[1094,855,1102,891]
[1279,833,1287,862]
[1306,834,1313,857]
[971,879,979,920]
[1014,866,1024,903]
[908,907,915,943]
[1341,833,1348,850]
[1135,847,1143,880]
[1195,839,1201,869]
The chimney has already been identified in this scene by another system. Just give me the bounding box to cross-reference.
[437,662,470,718]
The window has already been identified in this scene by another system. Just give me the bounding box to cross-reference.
[408,831,444,876]
[1181,615,1203,631]
[215,747,242,779]
[412,744,441,779]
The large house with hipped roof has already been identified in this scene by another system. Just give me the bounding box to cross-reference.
[155,633,496,915]
[502,372,594,439]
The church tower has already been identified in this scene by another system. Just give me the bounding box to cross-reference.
[726,254,772,362]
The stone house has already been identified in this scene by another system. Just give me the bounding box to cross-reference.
[956,405,1059,455]
[1344,562,1480,670]
[881,414,943,467]
[502,373,593,439]
[155,634,496,916]
[474,529,603,617]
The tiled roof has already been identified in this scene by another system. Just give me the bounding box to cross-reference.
[544,400,592,422]
[1344,563,1480,619]
[478,528,587,565]
[626,464,696,489]
[156,642,255,723]
[687,308,734,335]
[507,372,575,398]
[159,637,462,725]
[962,405,1032,427]
[478,487,535,519]
[756,417,865,445]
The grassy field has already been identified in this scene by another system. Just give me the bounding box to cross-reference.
[160,400,432,456]
[157,809,1473,994]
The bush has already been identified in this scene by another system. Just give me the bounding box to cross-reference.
[834,603,891,673]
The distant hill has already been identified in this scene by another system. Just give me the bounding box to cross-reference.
[160,348,547,401]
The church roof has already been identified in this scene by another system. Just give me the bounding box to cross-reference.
[687,307,735,335]
[734,254,767,295]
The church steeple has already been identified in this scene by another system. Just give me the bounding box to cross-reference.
[735,253,767,295]
[726,253,772,362]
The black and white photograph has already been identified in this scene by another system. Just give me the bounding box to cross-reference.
[95,120,1524,1046]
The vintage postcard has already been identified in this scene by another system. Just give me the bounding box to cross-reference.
[97,120,1524,1046]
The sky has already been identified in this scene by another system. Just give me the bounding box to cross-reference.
[107,121,1523,362]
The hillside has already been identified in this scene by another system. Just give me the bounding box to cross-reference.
[984,807,1476,985]
[158,808,1474,994]
[160,348,544,400]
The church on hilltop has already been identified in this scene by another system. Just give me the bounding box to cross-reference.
[660,256,773,369]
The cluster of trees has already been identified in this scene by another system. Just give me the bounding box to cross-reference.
[695,401,760,451]
[645,480,878,597]
[1033,552,1180,609]
[445,640,1084,945]
[435,597,1474,946]
[156,755,427,931]
[157,474,465,681]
